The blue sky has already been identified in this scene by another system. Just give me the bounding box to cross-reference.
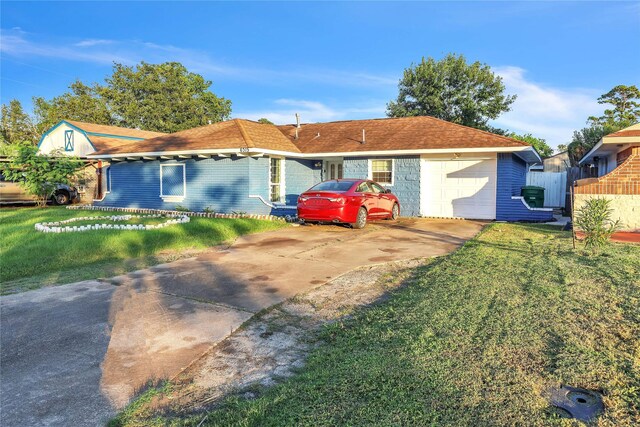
[1,1,639,149]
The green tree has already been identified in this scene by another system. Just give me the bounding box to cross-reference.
[567,85,639,166]
[1,99,38,147]
[387,54,516,130]
[587,85,640,127]
[567,125,611,166]
[0,142,83,207]
[99,62,231,133]
[556,144,568,152]
[257,118,274,125]
[32,80,112,134]
[508,133,553,157]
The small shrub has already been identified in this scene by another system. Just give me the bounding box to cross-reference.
[203,206,215,214]
[174,204,191,212]
[574,198,621,252]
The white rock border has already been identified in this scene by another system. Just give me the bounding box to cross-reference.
[35,214,190,233]
[67,204,291,222]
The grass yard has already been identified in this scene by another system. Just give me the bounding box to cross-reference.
[0,207,287,295]
[115,223,639,426]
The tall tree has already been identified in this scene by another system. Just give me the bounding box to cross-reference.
[0,99,38,147]
[508,133,553,157]
[587,85,640,127]
[32,80,112,133]
[387,54,516,130]
[99,62,231,133]
[567,85,639,165]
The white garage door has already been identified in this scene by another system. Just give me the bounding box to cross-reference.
[420,157,497,219]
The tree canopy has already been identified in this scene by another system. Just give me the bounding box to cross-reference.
[1,100,38,148]
[387,54,516,130]
[508,133,553,158]
[567,85,639,165]
[99,62,231,133]
[1,61,232,144]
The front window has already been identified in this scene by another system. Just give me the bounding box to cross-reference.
[160,164,186,202]
[371,159,393,185]
[269,157,284,202]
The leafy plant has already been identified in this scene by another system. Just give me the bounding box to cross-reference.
[202,206,215,214]
[174,204,191,212]
[0,142,83,206]
[574,198,622,252]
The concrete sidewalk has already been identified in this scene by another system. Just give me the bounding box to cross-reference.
[0,218,484,427]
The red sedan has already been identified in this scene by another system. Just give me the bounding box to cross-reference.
[297,179,400,229]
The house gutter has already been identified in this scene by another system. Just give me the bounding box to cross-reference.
[87,146,540,161]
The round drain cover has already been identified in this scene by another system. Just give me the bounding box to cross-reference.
[545,385,604,422]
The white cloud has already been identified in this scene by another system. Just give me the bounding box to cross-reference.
[236,99,386,125]
[0,28,396,88]
[491,66,603,148]
[74,39,114,47]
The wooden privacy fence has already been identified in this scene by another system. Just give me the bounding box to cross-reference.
[526,171,567,208]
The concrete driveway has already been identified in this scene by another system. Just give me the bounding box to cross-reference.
[0,218,484,426]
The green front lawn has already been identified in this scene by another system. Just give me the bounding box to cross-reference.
[164,224,637,426]
[0,207,287,295]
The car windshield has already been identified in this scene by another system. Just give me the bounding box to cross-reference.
[309,180,355,192]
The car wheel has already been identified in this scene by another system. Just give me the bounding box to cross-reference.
[352,207,367,229]
[52,190,70,205]
[390,203,399,220]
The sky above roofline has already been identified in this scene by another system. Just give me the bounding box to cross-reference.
[1,1,639,151]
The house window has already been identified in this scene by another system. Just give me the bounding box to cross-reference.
[160,164,186,202]
[269,157,285,202]
[370,159,393,185]
[64,130,74,152]
[105,166,112,193]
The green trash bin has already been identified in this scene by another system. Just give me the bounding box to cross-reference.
[521,186,545,208]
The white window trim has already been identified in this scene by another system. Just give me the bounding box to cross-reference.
[105,166,111,194]
[160,163,186,202]
[368,158,395,186]
[268,156,286,203]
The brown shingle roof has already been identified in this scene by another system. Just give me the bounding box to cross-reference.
[66,120,166,139]
[606,129,640,138]
[93,119,300,156]
[87,136,144,152]
[278,116,529,153]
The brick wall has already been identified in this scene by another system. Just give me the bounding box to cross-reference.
[574,146,640,195]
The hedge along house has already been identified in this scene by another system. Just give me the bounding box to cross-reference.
[78,116,552,222]
[575,123,640,231]
[37,120,165,201]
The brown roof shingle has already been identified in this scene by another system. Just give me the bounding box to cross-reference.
[66,120,166,139]
[93,119,300,156]
[606,129,640,138]
[278,116,529,153]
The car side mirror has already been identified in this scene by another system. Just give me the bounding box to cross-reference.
[385,189,392,194]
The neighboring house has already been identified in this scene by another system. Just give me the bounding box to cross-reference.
[575,123,640,231]
[38,116,553,222]
[542,151,570,172]
[37,120,165,200]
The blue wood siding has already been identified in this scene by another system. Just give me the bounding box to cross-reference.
[343,156,420,216]
[496,153,553,221]
[284,159,322,205]
[97,156,322,216]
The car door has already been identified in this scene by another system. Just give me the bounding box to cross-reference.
[370,182,393,215]
[355,181,378,216]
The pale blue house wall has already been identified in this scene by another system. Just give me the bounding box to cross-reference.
[343,156,421,216]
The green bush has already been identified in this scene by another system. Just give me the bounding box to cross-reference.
[574,198,621,252]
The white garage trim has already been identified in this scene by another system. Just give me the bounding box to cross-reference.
[420,155,497,220]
